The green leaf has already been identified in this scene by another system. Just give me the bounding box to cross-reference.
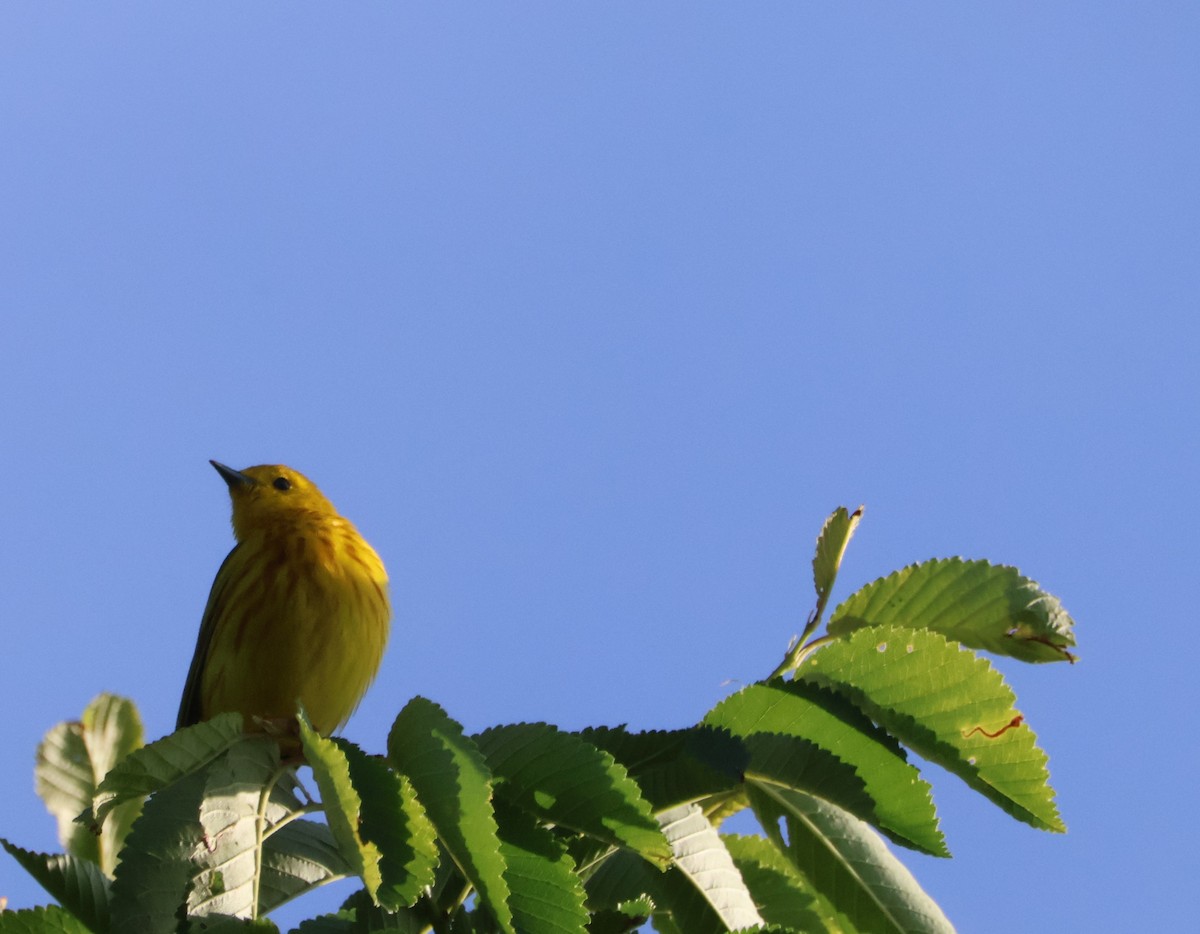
[92,713,244,825]
[749,786,954,934]
[656,803,763,932]
[704,681,946,856]
[298,717,384,903]
[578,727,747,811]
[0,905,95,934]
[0,840,111,934]
[812,506,863,613]
[476,724,670,867]
[386,697,513,934]
[108,767,208,933]
[587,828,756,934]
[35,693,145,875]
[332,738,439,909]
[829,557,1076,664]
[332,889,431,931]
[188,737,284,919]
[582,849,661,921]
[493,800,590,934]
[290,913,357,934]
[800,624,1064,832]
[721,834,830,933]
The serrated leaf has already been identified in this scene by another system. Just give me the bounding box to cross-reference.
[476,724,670,868]
[334,889,430,931]
[493,800,589,934]
[721,834,830,933]
[582,848,662,919]
[749,786,954,934]
[108,767,208,933]
[0,840,111,933]
[578,727,747,811]
[0,905,95,934]
[800,625,1063,832]
[386,697,513,934]
[332,738,439,909]
[813,507,863,610]
[298,718,384,902]
[829,558,1076,664]
[36,694,145,875]
[290,913,357,934]
[188,737,284,919]
[705,681,946,856]
[657,803,763,931]
[92,713,245,824]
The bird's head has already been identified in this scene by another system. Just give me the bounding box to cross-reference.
[210,461,338,539]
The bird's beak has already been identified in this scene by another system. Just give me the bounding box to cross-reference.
[210,460,256,489]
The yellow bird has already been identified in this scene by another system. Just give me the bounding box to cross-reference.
[177,461,390,736]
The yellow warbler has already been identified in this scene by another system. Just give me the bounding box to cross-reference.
[177,461,390,736]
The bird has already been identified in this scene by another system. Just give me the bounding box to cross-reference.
[177,461,390,737]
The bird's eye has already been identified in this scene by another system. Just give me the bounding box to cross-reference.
[273,477,292,491]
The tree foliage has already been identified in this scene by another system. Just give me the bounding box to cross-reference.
[1,507,1077,933]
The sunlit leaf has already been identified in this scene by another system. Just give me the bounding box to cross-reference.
[705,680,946,856]
[800,625,1063,831]
[813,506,863,610]
[298,717,384,903]
[333,737,438,909]
[387,697,513,934]
[829,558,1076,663]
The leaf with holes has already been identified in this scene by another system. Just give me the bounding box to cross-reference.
[829,558,1076,663]
[800,625,1063,832]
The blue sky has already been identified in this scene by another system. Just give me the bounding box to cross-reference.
[2,4,1196,931]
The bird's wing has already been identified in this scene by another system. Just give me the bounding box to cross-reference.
[176,544,242,729]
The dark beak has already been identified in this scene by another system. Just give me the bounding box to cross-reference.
[210,460,256,489]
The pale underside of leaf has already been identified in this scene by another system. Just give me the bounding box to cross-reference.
[658,803,765,932]
[749,786,955,934]
[188,737,284,919]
